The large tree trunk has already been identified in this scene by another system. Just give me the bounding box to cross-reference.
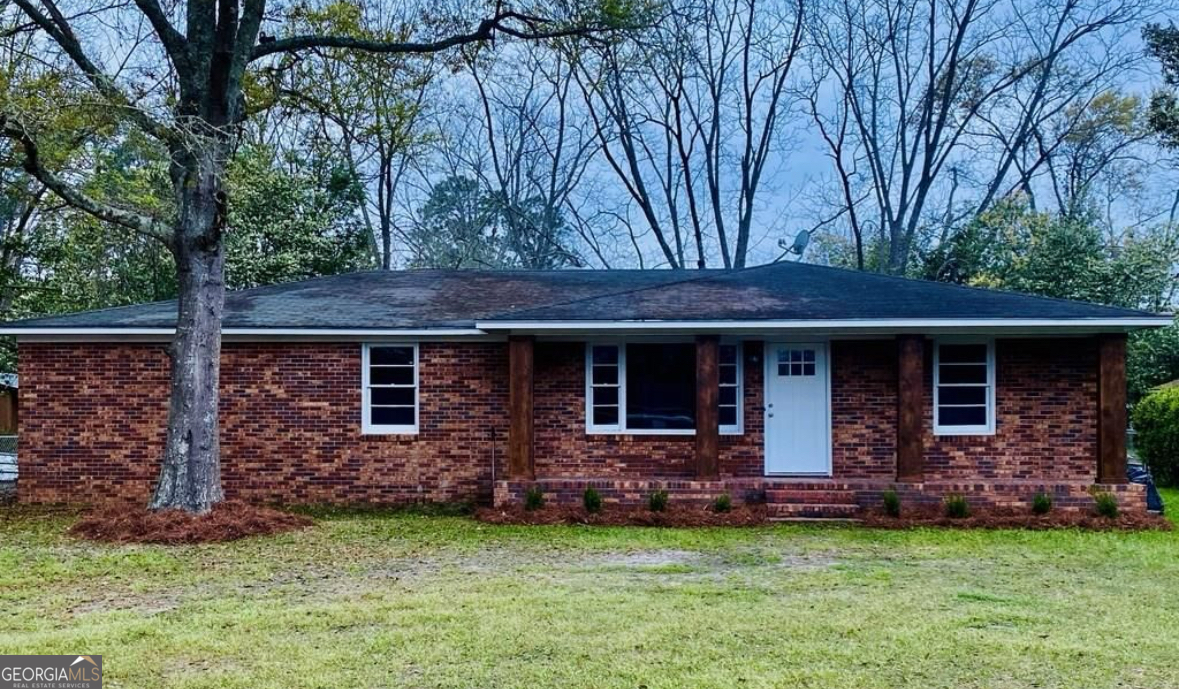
[150,151,228,513]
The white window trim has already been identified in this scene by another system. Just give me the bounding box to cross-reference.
[362,343,419,435]
[933,338,995,436]
[718,343,744,436]
[584,341,743,436]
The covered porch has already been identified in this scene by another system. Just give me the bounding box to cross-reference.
[494,332,1138,515]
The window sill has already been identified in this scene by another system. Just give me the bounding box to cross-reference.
[584,429,744,437]
[362,427,419,436]
[933,427,995,437]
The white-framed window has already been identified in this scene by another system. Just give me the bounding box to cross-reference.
[586,342,742,435]
[933,340,995,435]
[362,343,419,434]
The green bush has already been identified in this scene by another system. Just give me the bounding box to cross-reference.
[712,493,732,513]
[882,489,901,517]
[1093,491,1119,518]
[524,486,545,512]
[648,490,669,512]
[1031,492,1053,515]
[583,487,603,513]
[1132,385,1179,487]
[944,494,971,519]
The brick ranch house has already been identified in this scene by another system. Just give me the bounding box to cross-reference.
[0,263,1170,517]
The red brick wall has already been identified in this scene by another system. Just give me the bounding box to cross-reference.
[17,337,1103,506]
[831,340,898,479]
[19,342,508,505]
[830,338,1099,482]
[532,342,764,480]
[923,338,1097,482]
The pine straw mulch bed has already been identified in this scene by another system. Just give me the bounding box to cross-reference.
[861,506,1171,531]
[478,504,1170,530]
[475,504,770,527]
[68,501,314,544]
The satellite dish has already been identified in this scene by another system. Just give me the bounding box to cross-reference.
[788,230,810,255]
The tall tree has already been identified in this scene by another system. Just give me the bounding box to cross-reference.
[1145,23,1179,150]
[0,1,617,513]
[224,145,371,288]
[462,43,594,268]
[407,175,505,268]
[267,1,436,269]
[572,0,805,269]
[806,0,1151,274]
[1145,23,1179,223]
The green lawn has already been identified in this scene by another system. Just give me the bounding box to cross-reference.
[2,492,1177,689]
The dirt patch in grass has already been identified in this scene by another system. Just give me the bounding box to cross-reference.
[475,504,770,527]
[861,506,1171,531]
[69,501,313,544]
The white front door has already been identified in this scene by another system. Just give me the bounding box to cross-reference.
[765,342,830,475]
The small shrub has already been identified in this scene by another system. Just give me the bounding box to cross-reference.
[1093,491,1119,518]
[712,493,733,513]
[1031,492,1053,515]
[882,489,901,517]
[523,486,545,512]
[1131,385,1179,487]
[583,487,603,513]
[648,490,669,512]
[944,494,971,519]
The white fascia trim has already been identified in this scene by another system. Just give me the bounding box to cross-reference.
[477,317,1173,331]
[0,327,490,337]
[4,317,1172,338]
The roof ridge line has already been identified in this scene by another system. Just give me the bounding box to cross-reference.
[483,262,780,320]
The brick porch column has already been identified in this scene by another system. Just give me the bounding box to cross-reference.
[695,335,720,479]
[1097,334,1128,484]
[896,334,925,481]
[508,336,535,479]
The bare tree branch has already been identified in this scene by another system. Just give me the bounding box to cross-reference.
[251,11,610,61]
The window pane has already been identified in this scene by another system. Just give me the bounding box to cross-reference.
[720,365,737,386]
[777,363,789,376]
[626,343,696,430]
[370,346,414,366]
[938,405,987,427]
[938,386,986,405]
[803,363,816,376]
[592,365,618,386]
[719,406,737,427]
[593,405,619,425]
[592,345,618,365]
[370,366,414,386]
[791,363,803,376]
[720,345,737,365]
[939,344,987,364]
[719,386,737,407]
[372,387,415,406]
[592,386,618,406]
[371,406,414,426]
[802,349,815,362]
[939,364,987,385]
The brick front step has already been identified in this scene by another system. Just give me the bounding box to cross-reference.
[768,502,862,519]
[765,488,857,505]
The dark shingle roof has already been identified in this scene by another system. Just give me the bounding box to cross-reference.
[0,262,1165,331]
